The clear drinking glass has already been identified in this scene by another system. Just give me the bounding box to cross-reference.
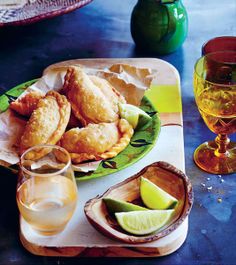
[17,145,78,236]
[193,51,236,174]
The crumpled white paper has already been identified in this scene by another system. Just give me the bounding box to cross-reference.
[0,110,26,165]
[72,160,102,173]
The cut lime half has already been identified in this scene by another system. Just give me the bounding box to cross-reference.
[119,103,151,129]
[140,177,178,210]
[103,198,148,214]
[115,209,174,235]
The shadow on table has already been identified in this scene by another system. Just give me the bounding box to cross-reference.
[131,45,184,76]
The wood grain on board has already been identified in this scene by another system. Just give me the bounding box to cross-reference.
[19,58,187,257]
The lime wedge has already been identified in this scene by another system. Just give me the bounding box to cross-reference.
[119,103,151,129]
[140,177,178,210]
[103,198,148,214]
[115,210,174,235]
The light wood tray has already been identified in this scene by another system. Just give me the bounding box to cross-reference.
[19,58,187,257]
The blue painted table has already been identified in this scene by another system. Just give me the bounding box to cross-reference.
[0,0,235,264]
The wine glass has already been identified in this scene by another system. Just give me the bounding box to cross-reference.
[202,36,236,55]
[193,51,236,174]
[17,144,78,236]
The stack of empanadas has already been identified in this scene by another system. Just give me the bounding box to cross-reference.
[11,66,134,164]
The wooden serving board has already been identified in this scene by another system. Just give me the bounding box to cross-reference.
[19,58,186,257]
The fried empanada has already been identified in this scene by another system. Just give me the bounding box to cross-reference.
[58,119,133,163]
[20,90,71,159]
[89,75,125,114]
[10,90,44,117]
[63,66,126,126]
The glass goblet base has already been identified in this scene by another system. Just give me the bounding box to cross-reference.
[194,140,236,174]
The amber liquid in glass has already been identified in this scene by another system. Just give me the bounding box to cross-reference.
[17,175,77,235]
[193,51,236,174]
[196,85,236,135]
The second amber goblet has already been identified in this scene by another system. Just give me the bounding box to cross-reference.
[193,51,236,174]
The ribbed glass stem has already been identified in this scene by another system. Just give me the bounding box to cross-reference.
[214,134,230,157]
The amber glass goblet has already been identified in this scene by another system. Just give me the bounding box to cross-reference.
[193,51,236,174]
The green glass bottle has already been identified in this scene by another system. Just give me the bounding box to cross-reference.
[131,0,188,54]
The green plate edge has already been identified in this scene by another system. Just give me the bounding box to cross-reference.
[0,80,161,181]
[0,79,38,113]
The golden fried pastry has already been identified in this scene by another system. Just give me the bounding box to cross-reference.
[100,119,134,160]
[59,119,133,163]
[89,75,125,114]
[10,90,44,117]
[20,90,71,159]
[63,66,126,126]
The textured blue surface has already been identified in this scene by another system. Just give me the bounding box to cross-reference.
[0,0,235,264]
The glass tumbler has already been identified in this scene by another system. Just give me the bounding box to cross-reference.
[17,144,78,236]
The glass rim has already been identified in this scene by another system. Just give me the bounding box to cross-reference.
[20,144,71,177]
[194,51,236,87]
[202,35,236,45]
[202,36,236,55]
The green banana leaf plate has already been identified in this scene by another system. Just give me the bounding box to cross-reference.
[0,80,161,181]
